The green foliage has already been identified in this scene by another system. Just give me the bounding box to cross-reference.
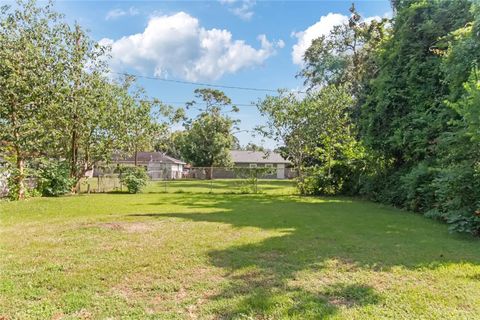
[5,166,39,200]
[294,0,480,235]
[0,0,70,199]
[258,85,362,195]
[119,166,149,194]
[6,168,24,201]
[300,3,389,97]
[179,89,238,176]
[0,1,175,199]
[36,160,74,197]
[356,0,480,234]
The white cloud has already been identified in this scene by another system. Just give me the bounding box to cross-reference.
[291,13,348,65]
[231,0,256,20]
[105,7,139,21]
[101,12,283,81]
[220,0,256,21]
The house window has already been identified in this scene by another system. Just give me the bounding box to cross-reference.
[265,164,273,168]
[249,163,257,168]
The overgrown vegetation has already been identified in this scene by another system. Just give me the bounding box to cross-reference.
[258,1,480,235]
[36,160,74,197]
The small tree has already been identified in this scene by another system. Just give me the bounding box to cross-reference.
[119,166,149,194]
[257,85,358,194]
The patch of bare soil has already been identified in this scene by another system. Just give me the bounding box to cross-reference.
[94,222,154,233]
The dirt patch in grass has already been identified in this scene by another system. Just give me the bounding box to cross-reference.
[88,222,155,233]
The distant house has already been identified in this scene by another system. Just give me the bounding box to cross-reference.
[113,152,186,180]
[208,150,292,179]
[230,150,291,179]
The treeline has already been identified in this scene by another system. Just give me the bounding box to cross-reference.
[259,0,480,234]
[0,1,180,199]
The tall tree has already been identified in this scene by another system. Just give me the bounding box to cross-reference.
[116,78,158,166]
[180,89,238,179]
[0,0,68,199]
[300,3,389,98]
[60,23,116,191]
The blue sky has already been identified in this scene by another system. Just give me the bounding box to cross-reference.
[20,0,392,148]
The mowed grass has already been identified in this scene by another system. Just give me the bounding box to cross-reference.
[1,180,479,319]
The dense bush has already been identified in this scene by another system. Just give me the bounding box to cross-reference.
[37,160,74,197]
[119,166,149,194]
[298,166,345,196]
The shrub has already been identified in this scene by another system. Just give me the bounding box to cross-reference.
[297,168,342,196]
[400,163,439,212]
[429,163,480,235]
[37,160,74,197]
[119,166,149,194]
[5,167,40,200]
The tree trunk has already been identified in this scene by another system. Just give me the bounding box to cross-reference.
[15,153,26,200]
[134,146,138,166]
[70,26,81,193]
[70,129,78,193]
[205,166,213,180]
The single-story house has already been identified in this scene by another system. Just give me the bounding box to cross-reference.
[113,152,186,180]
[208,150,292,179]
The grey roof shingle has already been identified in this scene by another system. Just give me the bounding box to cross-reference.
[230,150,290,164]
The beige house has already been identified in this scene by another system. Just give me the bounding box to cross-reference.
[113,152,185,180]
[230,150,291,179]
[203,150,292,179]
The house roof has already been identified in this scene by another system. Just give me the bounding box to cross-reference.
[230,150,290,164]
[114,152,186,165]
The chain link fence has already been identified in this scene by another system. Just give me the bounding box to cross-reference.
[1,166,296,197]
[78,166,296,195]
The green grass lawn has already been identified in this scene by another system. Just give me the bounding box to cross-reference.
[1,180,479,319]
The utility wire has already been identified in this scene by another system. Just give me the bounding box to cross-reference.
[163,101,258,107]
[133,98,259,108]
[112,71,302,93]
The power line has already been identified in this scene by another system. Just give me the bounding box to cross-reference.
[112,71,290,93]
[163,101,258,107]
[133,98,259,108]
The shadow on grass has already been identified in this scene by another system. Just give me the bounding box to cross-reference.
[129,194,479,318]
